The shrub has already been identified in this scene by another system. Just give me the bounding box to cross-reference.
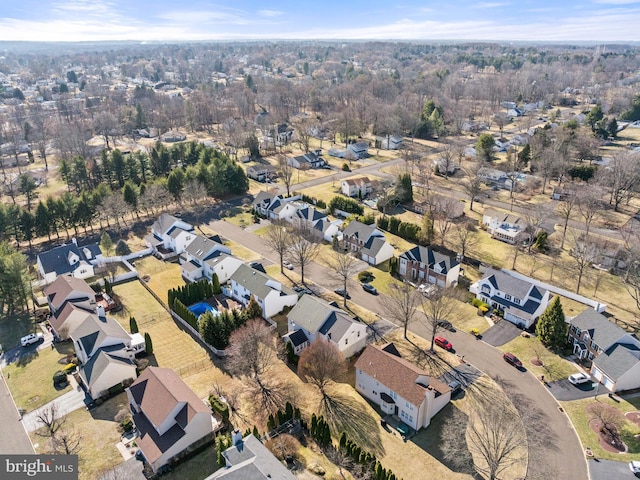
[342,163,350,171]
[471,298,490,310]
[358,271,374,283]
[63,363,76,373]
[209,395,230,422]
[115,239,131,256]
[53,371,67,384]
[120,417,134,434]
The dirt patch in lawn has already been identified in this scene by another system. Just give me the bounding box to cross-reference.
[588,418,628,453]
[530,358,544,366]
[625,411,640,428]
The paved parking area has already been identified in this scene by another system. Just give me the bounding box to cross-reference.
[589,458,636,480]
[481,320,523,347]
[547,379,600,401]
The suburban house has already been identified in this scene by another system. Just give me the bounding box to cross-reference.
[313,216,344,242]
[398,246,460,287]
[128,367,217,473]
[227,264,298,318]
[37,239,103,283]
[252,191,301,221]
[568,309,640,392]
[347,142,369,159]
[287,152,326,169]
[482,208,531,245]
[161,131,186,142]
[469,268,551,329]
[49,301,96,340]
[291,206,343,242]
[376,135,403,150]
[44,274,96,317]
[77,345,137,401]
[180,234,232,282]
[145,213,195,257]
[478,167,507,186]
[342,221,394,266]
[354,343,451,431]
[205,431,296,480]
[284,295,367,358]
[246,164,277,182]
[341,177,373,198]
[70,306,134,364]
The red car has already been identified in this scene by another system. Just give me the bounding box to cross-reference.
[503,352,523,368]
[434,336,453,351]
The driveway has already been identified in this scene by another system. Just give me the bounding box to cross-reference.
[547,378,600,401]
[21,378,90,433]
[208,218,588,480]
[481,319,523,347]
[589,458,635,480]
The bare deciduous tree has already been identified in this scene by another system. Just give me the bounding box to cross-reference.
[226,319,283,412]
[326,251,361,308]
[380,282,423,340]
[450,221,479,262]
[263,223,291,274]
[277,154,294,196]
[35,402,65,438]
[298,338,347,404]
[50,427,82,455]
[288,228,320,284]
[569,230,598,294]
[421,286,459,351]
[555,187,579,250]
[265,434,301,462]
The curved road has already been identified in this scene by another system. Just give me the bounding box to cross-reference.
[209,219,588,480]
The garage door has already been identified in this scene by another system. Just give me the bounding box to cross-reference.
[603,376,615,391]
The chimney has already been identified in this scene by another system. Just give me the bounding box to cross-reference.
[96,305,106,319]
[231,429,243,447]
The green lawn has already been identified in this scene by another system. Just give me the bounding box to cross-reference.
[561,395,640,462]
[4,343,74,412]
[496,334,577,382]
[0,312,34,350]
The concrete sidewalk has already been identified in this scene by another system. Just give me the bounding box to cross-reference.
[21,375,88,433]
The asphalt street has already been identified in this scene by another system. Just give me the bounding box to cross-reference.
[209,218,589,480]
[0,371,34,454]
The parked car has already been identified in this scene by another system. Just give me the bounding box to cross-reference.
[437,320,454,332]
[334,288,350,299]
[568,373,591,385]
[362,283,378,295]
[283,261,294,270]
[503,352,522,368]
[434,336,453,351]
[21,332,44,347]
[630,460,640,473]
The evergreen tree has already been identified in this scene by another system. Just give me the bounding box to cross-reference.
[144,332,153,354]
[535,296,567,350]
[129,316,139,334]
[245,295,263,319]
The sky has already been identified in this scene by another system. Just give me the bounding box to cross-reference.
[1,0,640,43]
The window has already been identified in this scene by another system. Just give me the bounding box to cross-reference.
[357,331,360,337]
[345,338,348,345]
[588,351,594,360]
[513,298,520,305]
[505,294,512,301]
[390,390,397,400]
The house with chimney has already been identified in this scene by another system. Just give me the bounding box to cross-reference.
[398,245,460,287]
[36,239,103,283]
[180,234,235,282]
[128,367,217,473]
[355,343,451,431]
[226,264,298,318]
[206,431,295,480]
[284,295,367,357]
[568,309,640,392]
[144,213,195,258]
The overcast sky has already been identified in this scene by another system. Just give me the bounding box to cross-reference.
[1,0,640,43]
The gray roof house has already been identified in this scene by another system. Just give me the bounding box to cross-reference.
[469,268,551,329]
[77,345,136,401]
[347,142,369,159]
[287,152,326,169]
[37,239,103,283]
[227,264,298,318]
[568,309,640,392]
[398,246,460,288]
[145,213,195,258]
[180,234,232,282]
[206,432,295,480]
[285,295,367,357]
[342,221,394,266]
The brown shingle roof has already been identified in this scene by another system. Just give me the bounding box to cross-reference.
[355,343,449,406]
[44,275,95,312]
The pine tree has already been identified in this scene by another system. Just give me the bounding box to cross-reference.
[129,316,138,334]
[144,332,153,354]
[535,296,567,350]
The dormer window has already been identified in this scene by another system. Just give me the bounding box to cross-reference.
[513,298,520,305]
[505,294,512,301]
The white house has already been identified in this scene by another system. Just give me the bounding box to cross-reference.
[180,234,232,282]
[44,274,96,317]
[377,135,403,150]
[287,152,325,169]
[341,177,373,198]
[227,264,298,318]
[284,295,367,358]
[568,309,640,392]
[469,268,551,329]
[145,213,195,257]
[128,367,216,473]
[206,432,295,480]
[347,142,368,159]
[342,221,394,266]
[482,208,531,245]
[354,343,451,431]
[77,346,137,400]
[71,307,133,364]
[251,191,301,221]
[398,246,460,287]
[37,239,103,283]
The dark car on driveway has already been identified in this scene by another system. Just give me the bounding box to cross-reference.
[503,352,523,368]
[334,288,351,299]
[362,283,378,295]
